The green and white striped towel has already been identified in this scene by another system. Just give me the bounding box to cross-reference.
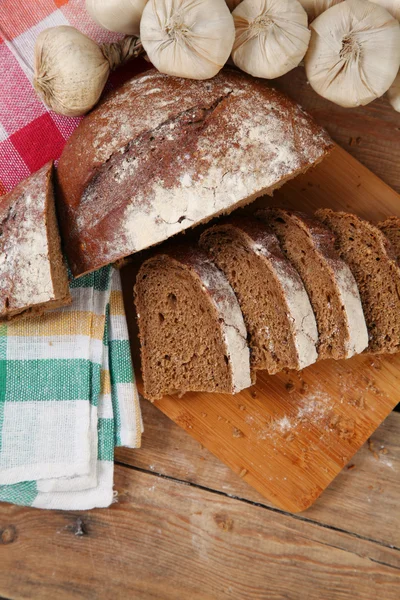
[0,266,142,510]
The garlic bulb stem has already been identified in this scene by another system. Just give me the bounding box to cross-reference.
[140,0,235,80]
[101,36,143,70]
[231,0,310,79]
[34,26,144,117]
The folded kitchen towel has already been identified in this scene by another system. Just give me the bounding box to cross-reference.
[0,265,142,510]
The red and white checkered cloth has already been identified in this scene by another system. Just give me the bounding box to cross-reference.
[0,1,148,511]
[0,0,148,195]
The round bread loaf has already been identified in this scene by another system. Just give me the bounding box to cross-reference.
[57,68,333,277]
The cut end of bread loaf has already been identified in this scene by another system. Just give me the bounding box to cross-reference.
[316,209,400,355]
[258,208,368,360]
[199,216,318,374]
[57,68,333,277]
[134,246,252,401]
[0,162,71,322]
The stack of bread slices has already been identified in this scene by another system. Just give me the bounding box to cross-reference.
[135,209,400,401]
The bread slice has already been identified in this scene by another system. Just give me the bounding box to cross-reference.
[258,208,368,360]
[0,162,71,322]
[199,217,318,374]
[378,216,400,263]
[316,209,400,354]
[57,68,333,277]
[134,246,252,401]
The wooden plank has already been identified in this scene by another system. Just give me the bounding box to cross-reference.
[269,144,400,222]
[0,467,399,600]
[122,143,400,513]
[116,403,400,549]
[274,66,400,194]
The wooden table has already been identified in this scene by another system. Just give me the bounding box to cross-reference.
[1,68,400,600]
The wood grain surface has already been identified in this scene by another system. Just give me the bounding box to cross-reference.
[116,401,400,550]
[1,64,400,600]
[122,143,400,513]
[1,461,399,600]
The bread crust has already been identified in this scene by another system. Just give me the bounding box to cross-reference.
[57,68,333,277]
[0,162,71,322]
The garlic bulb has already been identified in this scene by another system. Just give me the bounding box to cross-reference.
[231,0,310,79]
[304,0,400,107]
[388,71,400,111]
[140,0,235,80]
[299,0,343,21]
[86,0,148,36]
[34,26,143,116]
[370,0,400,20]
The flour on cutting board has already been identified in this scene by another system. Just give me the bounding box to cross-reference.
[244,384,343,444]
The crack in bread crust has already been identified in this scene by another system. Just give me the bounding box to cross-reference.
[57,68,333,277]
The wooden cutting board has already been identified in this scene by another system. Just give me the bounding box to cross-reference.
[121,144,400,514]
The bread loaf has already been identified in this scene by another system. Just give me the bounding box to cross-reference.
[0,162,71,321]
[57,68,333,277]
[134,245,252,401]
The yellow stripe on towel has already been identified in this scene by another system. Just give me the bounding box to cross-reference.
[8,311,106,340]
[109,291,125,316]
[101,369,112,395]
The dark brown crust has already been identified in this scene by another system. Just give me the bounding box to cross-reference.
[57,68,333,277]
[319,209,399,267]
[200,214,308,303]
[257,207,344,276]
[216,215,289,262]
[0,163,71,322]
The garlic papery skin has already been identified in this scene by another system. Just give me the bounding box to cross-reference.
[299,0,343,21]
[86,0,148,36]
[34,26,143,116]
[388,70,400,111]
[370,0,400,20]
[231,0,310,79]
[304,0,400,108]
[140,0,235,80]
[34,26,109,117]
